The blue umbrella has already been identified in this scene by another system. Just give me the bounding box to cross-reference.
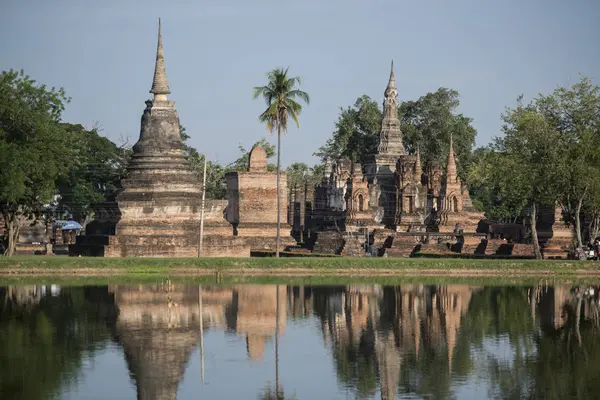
[61,220,82,231]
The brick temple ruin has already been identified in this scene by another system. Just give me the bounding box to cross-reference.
[71,20,286,257]
[302,61,490,257]
[68,22,573,259]
[289,62,574,258]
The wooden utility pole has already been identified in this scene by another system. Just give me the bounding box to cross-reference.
[198,158,207,257]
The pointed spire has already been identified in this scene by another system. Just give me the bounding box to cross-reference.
[387,59,396,89]
[414,146,422,181]
[150,18,171,97]
[446,134,457,183]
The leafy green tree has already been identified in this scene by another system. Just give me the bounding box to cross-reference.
[286,162,322,193]
[286,162,310,194]
[535,76,600,248]
[494,99,565,258]
[253,68,310,257]
[315,95,380,167]
[467,147,530,222]
[181,126,229,199]
[400,88,477,178]
[55,123,129,225]
[0,70,73,256]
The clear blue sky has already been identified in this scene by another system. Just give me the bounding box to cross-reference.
[2,0,599,167]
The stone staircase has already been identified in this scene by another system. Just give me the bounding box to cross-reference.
[310,230,346,255]
[340,232,367,257]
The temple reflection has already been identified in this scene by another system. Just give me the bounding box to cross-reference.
[110,284,202,400]
[3,282,597,400]
[309,285,477,399]
[226,285,286,360]
[305,283,600,399]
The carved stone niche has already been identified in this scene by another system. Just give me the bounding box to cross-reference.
[427,161,443,197]
[396,155,417,187]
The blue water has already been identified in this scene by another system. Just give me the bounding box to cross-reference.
[1,283,599,399]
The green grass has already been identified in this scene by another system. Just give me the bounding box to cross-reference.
[1,256,599,286]
[0,255,599,272]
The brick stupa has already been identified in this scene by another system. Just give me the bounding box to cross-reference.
[366,60,405,226]
[71,20,203,257]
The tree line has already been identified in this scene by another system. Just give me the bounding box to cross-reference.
[467,77,600,257]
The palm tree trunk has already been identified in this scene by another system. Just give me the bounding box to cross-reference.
[276,125,281,258]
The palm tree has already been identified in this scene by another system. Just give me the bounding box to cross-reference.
[253,68,310,257]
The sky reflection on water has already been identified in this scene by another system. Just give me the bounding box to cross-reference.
[1,283,599,400]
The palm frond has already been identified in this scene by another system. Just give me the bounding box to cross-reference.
[253,67,309,134]
[289,109,300,129]
[287,90,310,105]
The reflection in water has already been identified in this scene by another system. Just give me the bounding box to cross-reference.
[110,284,201,400]
[1,283,600,399]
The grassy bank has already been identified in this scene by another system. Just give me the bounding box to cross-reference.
[1,274,598,287]
[0,255,599,275]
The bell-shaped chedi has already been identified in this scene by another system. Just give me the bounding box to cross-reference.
[114,19,203,256]
[110,284,202,400]
[71,19,203,257]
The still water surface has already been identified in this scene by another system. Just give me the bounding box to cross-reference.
[1,283,600,399]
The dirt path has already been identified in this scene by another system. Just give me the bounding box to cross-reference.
[2,267,600,278]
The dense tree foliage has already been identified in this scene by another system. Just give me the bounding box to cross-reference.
[315,95,381,168]
[469,76,600,251]
[495,99,564,258]
[286,162,324,193]
[536,77,600,247]
[400,88,477,178]
[55,123,129,225]
[0,70,74,255]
